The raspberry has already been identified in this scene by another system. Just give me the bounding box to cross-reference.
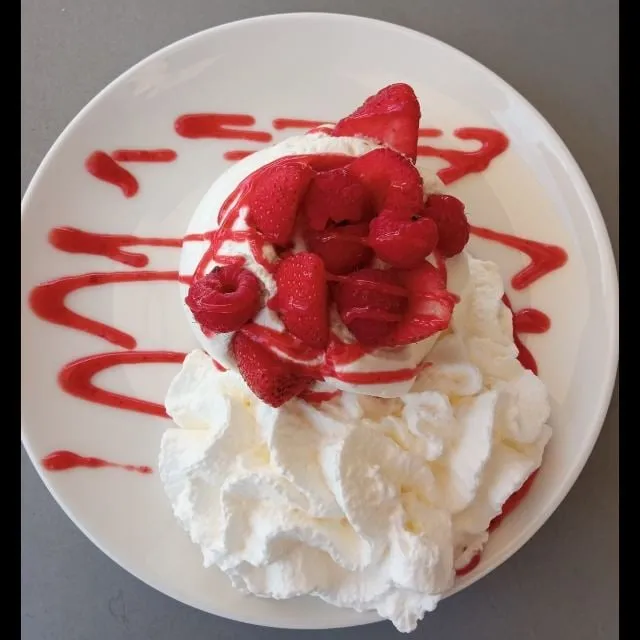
[232,330,314,407]
[302,167,369,231]
[348,148,424,217]
[369,209,439,268]
[185,265,262,333]
[422,194,470,257]
[275,252,329,349]
[303,221,373,275]
[386,263,458,346]
[332,83,421,161]
[245,159,314,246]
[334,268,408,346]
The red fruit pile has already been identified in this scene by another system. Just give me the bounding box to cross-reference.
[186,83,472,407]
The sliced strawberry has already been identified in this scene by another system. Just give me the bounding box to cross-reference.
[303,221,373,275]
[332,83,421,161]
[422,194,470,257]
[302,167,369,231]
[334,268,408,346]
[348,148,424,217]
[275,252,329,349]
[245,159,314,246]
[232,330,313,407]
[185,265,262,333]
[387,262,458,346]
[369,209,439,268]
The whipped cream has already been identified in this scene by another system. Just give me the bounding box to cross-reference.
[161,251,552,632]
[179,131,445,397]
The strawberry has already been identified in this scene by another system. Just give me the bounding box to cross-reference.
[348,148,424,217]
[302,167,369,231]
[422,194,470,257]
[245,159,314,246]
[275,252,329,349]
[332,83,421,161]
[335,268,408,346]
[232,330,314,407]
[303,221,373,275]
[387,262,458,346]
[369,209,439,268]
[185,265,262,333]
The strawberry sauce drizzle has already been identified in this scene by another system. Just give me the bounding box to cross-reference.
[42,450,153,475]
[85,151,139,197]
[29,271,179,349]
[501,294,549,375]
[48,226,183,267]
[513,308,551,334]
[471,225,568,289]
[174,113,273,142]
[417,128,509,185]
[111,149,177,162]
[223,150,255,161]
[85,149,178,197]
[59,351,186,418]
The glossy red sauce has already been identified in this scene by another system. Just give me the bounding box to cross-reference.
[471,225,568,290]
[174,113,272,142]
[42,450,152,475]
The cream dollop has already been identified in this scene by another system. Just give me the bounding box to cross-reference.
[179,131,445,398]
[160,252,551,632]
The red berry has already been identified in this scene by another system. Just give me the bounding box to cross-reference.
[185,265,262,333]
[387,263,458,346]
[275,252,329,349]
[335,268,408,346]
[232,331,314,407]
[246,159,314,246]
[303,221,373,275]
[302,167,369,231]
[332,83,421,161]
[422,194,470,257]
[369,209,439,268]
[348,148,424,217]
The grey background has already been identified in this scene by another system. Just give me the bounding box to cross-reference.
[21,1,619,639]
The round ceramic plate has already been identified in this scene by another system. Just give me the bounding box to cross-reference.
[21,13,618,630]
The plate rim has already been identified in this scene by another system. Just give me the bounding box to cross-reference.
[21,11,619,630]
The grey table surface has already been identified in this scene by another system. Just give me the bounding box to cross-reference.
[21,1,619,639]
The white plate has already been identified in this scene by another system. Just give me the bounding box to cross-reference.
[21,13,618,630]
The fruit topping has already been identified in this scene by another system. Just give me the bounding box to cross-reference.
[388,262,458,346]
[275,252,329,349]
[302,167,369,230]
[332,83,421,161]
[348,148,424,216]
[185,265,262,333]
[422,194,470,257]
[232,330,314,407]
[303,221,373,275]
[245,159,314,246]
[335,268,408,346]
[369,209,439,268]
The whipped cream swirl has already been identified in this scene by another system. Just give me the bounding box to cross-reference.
[160,252,551,632]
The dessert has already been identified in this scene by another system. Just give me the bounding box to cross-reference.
[159,85,551,632]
